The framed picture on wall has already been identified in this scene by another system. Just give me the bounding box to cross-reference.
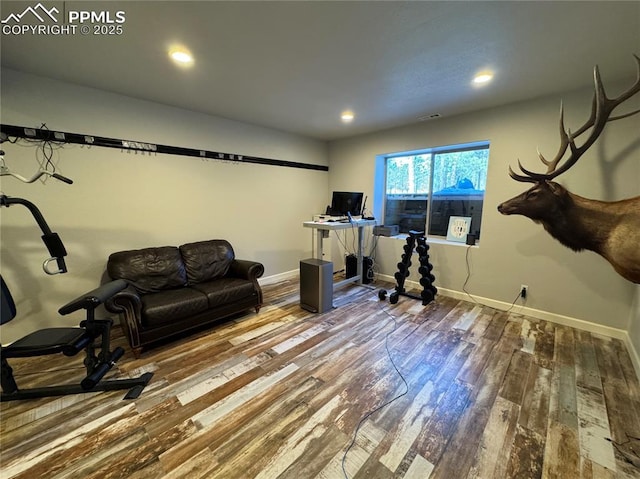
[446,216,472,243]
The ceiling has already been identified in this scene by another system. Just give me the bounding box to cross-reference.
[1,1,639,141]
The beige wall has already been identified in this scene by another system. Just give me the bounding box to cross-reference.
[328,80,639,332]
[0,69,328,343]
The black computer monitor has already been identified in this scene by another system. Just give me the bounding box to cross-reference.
[330,191,363,216]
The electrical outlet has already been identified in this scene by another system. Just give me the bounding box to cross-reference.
[520,284,528,299]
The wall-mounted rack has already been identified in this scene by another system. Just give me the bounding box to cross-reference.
[0,124,329,172]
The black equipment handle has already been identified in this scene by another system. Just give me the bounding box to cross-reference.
[0,195,68,274]
[52,173,73,184]
[58,279,128,315]
[81,347,125,390]
[41,232,67,274]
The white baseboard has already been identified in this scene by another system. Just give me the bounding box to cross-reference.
[259,269,298,286]
[624,335,640,383]
[377,274,639,379]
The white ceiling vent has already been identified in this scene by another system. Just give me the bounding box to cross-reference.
[418,113,441,121]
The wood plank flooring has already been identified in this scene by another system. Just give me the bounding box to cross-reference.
[1,278,640,478]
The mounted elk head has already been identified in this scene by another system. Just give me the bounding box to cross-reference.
[498,56,640,283]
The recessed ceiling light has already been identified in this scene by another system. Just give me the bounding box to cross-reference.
[169,47,194,66]
[473,72,494,85]
[341,111,355,122]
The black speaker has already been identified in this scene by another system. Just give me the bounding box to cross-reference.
[300,259,333,313]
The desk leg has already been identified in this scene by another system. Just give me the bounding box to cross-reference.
[356,226,364,284]
[315,229,329,260]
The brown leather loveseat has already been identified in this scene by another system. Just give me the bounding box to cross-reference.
[105,239,264,357]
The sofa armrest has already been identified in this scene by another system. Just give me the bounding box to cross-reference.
[229,259,264,308]
[104,285,143,351]
[228,259,264,281]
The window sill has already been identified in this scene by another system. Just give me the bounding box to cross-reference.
[382,234,479,247]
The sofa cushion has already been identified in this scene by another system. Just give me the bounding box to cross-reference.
[141,288,209,327]
[108,246,188,294]
[190,277,256,308]
[180,240,235,284]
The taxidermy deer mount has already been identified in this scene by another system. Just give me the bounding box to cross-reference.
[497,55,640,284]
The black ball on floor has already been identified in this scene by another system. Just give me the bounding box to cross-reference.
[390,292,399,304]
[378,289,387,300]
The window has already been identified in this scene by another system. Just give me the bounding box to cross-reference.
[383,142,490,240]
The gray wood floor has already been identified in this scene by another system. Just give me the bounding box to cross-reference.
[1,278,639,478]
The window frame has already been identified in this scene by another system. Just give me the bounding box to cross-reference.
[380,141,490,242]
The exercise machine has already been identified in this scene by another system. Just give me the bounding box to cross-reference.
[378,230,437,306]
[0,193,152,401]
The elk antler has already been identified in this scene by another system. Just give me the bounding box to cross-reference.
[509,54,640,184]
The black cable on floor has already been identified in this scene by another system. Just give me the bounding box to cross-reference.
[341,295,409,479]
